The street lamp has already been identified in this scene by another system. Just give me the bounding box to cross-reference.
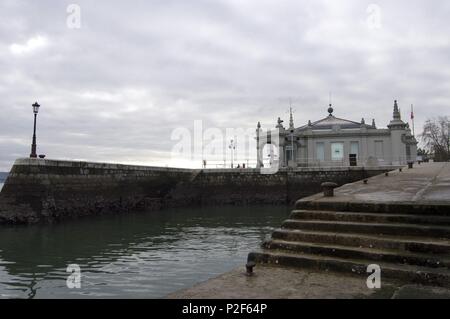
[30,102,40,158]
[228,139,236,168]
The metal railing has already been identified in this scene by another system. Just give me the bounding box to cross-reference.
[201,160,259,169]
[200,155,415,169]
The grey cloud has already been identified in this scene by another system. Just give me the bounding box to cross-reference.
[0,0,449,170]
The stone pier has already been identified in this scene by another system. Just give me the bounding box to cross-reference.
[0,158,395,224]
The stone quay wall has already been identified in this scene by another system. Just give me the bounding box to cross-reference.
[0,158,395,224]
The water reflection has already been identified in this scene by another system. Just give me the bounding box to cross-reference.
[0,205,289,299]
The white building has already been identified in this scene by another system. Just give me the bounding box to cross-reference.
[256,100,418,168]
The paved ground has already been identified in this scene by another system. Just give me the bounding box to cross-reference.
[167,265,395,299]
[167,264,450,299]
[301,162,450,205]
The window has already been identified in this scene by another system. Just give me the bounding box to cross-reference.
[331,142,344,161]
[316,142,324,161]
[350,142,359,157]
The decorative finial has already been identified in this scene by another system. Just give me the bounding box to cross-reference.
[393,99,401,120]
[257,121,261,129]
[308,120,312,126]
[289,107,294,129]
[372,119,376,128]
[327,103,334,116]
[388,99,407,130]
[361,118,365,124]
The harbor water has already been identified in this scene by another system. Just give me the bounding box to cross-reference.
[0,205,289,299]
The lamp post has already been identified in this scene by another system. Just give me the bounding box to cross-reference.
[30,102,40,158]
[228,139,236,168]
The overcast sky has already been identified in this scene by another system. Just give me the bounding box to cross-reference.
[0,0,449,171]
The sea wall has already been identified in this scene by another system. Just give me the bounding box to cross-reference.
[180,167,389,206]
[0,158,396,224]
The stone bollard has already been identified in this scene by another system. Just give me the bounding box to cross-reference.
[246,261,256,276]
[407,161,414,169]
[321,182,338,197]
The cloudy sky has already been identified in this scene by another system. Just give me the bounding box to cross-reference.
[0,0,449,171]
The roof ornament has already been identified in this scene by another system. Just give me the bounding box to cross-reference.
[388,99,407,130]
[393,100,401,120]
[327,104,334,116]
[372,119,376,128]
[327,91,334,117]
[257,121,261,129]
[361,118,365,124]
[285,98,296,130]
[276,117,284,129]
[308,120,312,126]
[289,106,295,129]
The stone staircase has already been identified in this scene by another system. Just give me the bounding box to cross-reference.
[248,202,450,287]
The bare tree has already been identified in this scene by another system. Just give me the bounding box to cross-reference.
[420,116,450,162]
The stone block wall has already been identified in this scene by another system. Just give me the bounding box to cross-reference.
[0,158,395,224]
[0,159,194,223]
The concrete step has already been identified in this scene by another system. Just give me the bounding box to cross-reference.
[281,219,450,239]
[296,200,450,216]
[272,229,450,254]
[248,250,450,287]
[289,210,450,226]
[263,239,450,268]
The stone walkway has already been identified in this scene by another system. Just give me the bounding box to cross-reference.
[167,264,450,299]
[301,162,450,205]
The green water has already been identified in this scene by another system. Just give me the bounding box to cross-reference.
[0,205,290,299]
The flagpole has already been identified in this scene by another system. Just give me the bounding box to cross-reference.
[411,104,415,136]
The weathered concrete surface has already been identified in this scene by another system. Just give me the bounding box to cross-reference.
[247,162,450,291]
[297,162,450,208]
[166,264,406,299]
[168,265,450,299]
[391,284,450,299]
[0,158,395,224]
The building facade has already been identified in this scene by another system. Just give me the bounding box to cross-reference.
[256,100,418,168]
